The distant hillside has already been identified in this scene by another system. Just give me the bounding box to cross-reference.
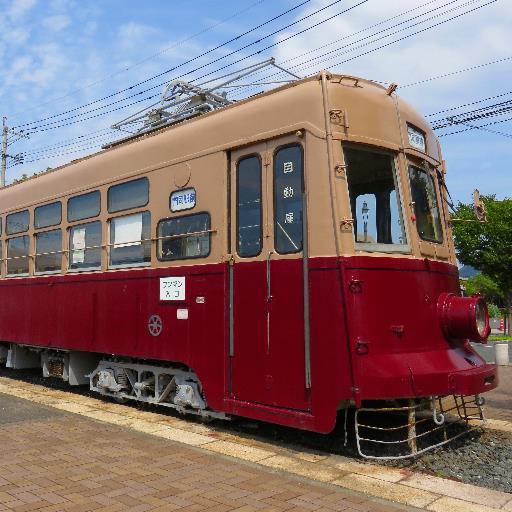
[459,265,480,279]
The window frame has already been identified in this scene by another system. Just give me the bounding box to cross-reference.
[6,235,30,277]
[156,211,212,262]
[68,220,103,272]
[34,201,62,230]
[108,210,152,270]
[343,144,410,254]
[236,153,263,258]
[273,143,305,255]
[34,228,63,275]
[6,209,30,236]
[67,190,101,223]
[108,177,149,214]
[408,163,444,244]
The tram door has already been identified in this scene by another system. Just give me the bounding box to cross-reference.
[229,138,310,411]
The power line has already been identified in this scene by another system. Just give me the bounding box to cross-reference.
[8,0,267,119]
[19,128,112,154]
[454,122,512,139]
[12,0,312,129]
[426,90,512,117]
[228,0,495,99]
[431,99,512,129]
[19,140,120,165]
[230,0,468,97]
[22,133,115,157]
[278,0,473,76]
[10,1,371,168]
[17,0,369,135]
[305,0,498,70]
[438,114,512,136]
[18,93,159,133]
[264,0,444,70]
[402,55,512,88]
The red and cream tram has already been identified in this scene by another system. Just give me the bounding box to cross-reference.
[0,72,497,456]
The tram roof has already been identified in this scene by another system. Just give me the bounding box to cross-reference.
[2,72,388,192]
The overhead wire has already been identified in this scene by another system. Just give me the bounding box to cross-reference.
[431,100,512,129]
[21,133,117,157]
[426,90,512,117]
[11,0,312,129]
[13,0,370,161]
[261,0,445,69]
[8,0,267,119]
[13,0,508,166]
[16,0,369,135]
[402,55,512,88]
[227,0,496,99]
[237,0,497,98]
[438,115,512,137]
[276,0,476,77]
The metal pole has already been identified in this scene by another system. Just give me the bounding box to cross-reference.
[1,117,7,188]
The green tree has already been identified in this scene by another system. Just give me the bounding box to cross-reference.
[464,274,503,305]
[451,195,512,335]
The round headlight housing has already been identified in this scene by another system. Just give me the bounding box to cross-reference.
[475,299,489,339]
[438,293,490,343]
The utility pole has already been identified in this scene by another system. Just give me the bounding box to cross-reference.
[1,117,28,187]
[1,117,7,188]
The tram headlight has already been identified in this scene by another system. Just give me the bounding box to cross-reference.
[437,293,490,343]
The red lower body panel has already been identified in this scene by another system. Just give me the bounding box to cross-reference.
[0,256,498,434]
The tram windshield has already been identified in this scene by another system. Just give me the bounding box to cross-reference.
[344,147,407,251]
[408,165,443,243]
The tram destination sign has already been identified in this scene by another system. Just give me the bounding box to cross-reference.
[170,188,196,212]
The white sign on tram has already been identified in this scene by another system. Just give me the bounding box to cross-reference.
[160,276,186,301]
[170,188,196,212]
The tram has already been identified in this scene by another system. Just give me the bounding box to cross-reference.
[0,71,497,457]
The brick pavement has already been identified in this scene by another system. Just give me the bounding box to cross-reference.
[485,365,512,422]
[0,393,411,512]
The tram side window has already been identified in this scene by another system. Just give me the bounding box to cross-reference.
[237,156,262,257]
[344,147,407,248]
[108,177,149,213]
[35,202,61,229]
[68,191,101,222]
[110,212,151,267]
[35,229,62,273]
[7,236,29,275]
[274,145,304,254]
[69,221,102,270]
[157,213,210,261]
[6,210,29,235]
[409,166,443,243]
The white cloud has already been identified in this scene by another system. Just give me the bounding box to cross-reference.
[41,14,71,31]
[270,0,512,200]
[8,0,38,21]
[272,0,512,109]
[118,22,161,50]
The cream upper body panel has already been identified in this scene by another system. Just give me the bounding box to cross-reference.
[0,73,455,269]
[0,78,326,215]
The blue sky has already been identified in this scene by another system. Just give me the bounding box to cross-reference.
[1,0,511,203]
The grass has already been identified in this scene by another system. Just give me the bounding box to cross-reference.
[488,335,512,342]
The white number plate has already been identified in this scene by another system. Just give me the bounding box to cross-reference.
[160,276,186,301]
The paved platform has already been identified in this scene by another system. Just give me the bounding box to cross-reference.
[485,365,512,423]
[0,392,410,512]
[0,372,511,512]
